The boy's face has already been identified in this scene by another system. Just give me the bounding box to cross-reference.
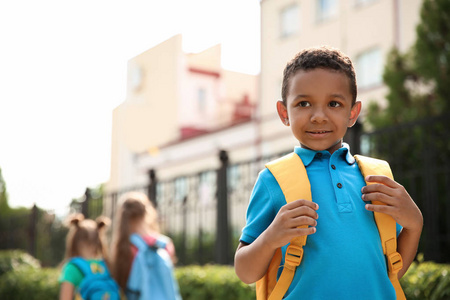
[277,68,361,154]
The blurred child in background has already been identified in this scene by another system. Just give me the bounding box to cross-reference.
[111,191,181,299]
[58,214,119,300]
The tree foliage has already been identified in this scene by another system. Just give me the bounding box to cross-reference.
[0,168,10,215]
[364,0,450,263]
[367,0,450,129]
[0,166,68,267]
[414,0,450,113]
[69,184,104,219]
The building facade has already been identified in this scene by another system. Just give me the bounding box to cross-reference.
[106,34,258,216]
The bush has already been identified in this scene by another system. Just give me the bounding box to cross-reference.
[0,266,60,299]
[175,265,255,300]
[0,249,40,277]
[401,255,450,300]
[170,232,216,265]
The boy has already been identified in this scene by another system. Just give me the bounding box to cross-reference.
[234,46,423,299]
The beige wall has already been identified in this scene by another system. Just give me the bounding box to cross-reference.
[186,44,222,72]
[108,35,183,190]
[223,70,258,102]
[123,35,182,152]
[260,0,423,116]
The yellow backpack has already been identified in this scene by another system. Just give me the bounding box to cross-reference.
[256,153,405,300]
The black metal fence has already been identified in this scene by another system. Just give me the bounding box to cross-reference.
[0,205,67,267]
[69,113,450,266]
[0,205,37,255]
[102,149,286,266]
[104,114,448,265]
[360,114,450,263]
[4,115,447,267]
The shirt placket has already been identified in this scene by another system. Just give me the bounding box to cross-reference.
[329,155,353,213]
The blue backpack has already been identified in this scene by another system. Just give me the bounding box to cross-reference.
[69,257,120,300]
[126,233,182,300]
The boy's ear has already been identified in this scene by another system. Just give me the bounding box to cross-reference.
[348,101,362,127]
[276,100,289,126]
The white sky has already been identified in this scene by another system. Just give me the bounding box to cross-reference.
[0,0,261,216]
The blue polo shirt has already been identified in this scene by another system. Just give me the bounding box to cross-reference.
[240,144,399,299]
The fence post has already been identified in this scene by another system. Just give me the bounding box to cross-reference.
[216,150,230,264]
[29,204,38,257]
[423,127,440,261]
[344,120,362,154]
[181,196,188,264]
[148,169,157,208]
[82,188,90,217]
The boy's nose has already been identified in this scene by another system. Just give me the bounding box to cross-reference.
[310,108,327,123]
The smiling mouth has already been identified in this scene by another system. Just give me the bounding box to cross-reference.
[307,130,331,134]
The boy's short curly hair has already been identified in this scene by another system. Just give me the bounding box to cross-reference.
[281,46,357,105]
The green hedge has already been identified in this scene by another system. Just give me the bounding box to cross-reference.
[0,267,59,299]
[0,250,40,277]
[1,250,450,300]
[400,255,450,300]
[0,250,59,299]
[175,265,255,299]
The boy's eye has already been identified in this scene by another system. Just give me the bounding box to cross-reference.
[329,101,341,107]
[298,101,310,107]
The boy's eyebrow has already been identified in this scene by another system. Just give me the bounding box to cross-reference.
[292,93,348,101]
[330,93,348,100]
[292,94,309,101]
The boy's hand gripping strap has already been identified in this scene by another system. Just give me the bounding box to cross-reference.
[265,153,312,300]
[354,155,406,300]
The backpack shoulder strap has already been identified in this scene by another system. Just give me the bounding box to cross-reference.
[354,154,406,300]
[257,152,311,300]
[266,152,312,205]
[69,257,92,276]
[130,233,149,252]
[130,233,168,251]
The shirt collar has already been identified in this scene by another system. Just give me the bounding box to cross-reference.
[294,142,355,166]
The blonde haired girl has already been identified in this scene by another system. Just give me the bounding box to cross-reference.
[58,214,118,300]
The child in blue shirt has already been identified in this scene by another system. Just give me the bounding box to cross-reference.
[234,46,423,299]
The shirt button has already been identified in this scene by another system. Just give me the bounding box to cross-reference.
[337,183,342,188]
[331,165,336,170]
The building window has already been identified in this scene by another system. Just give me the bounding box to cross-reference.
[354,0,377,7]
[280,4,300,38]
[130,64,144,91]
[198,88,206,113]
[355,48,383,89]
[199,171,215,205]
[174,177,188,203]
[317,0,338,22]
